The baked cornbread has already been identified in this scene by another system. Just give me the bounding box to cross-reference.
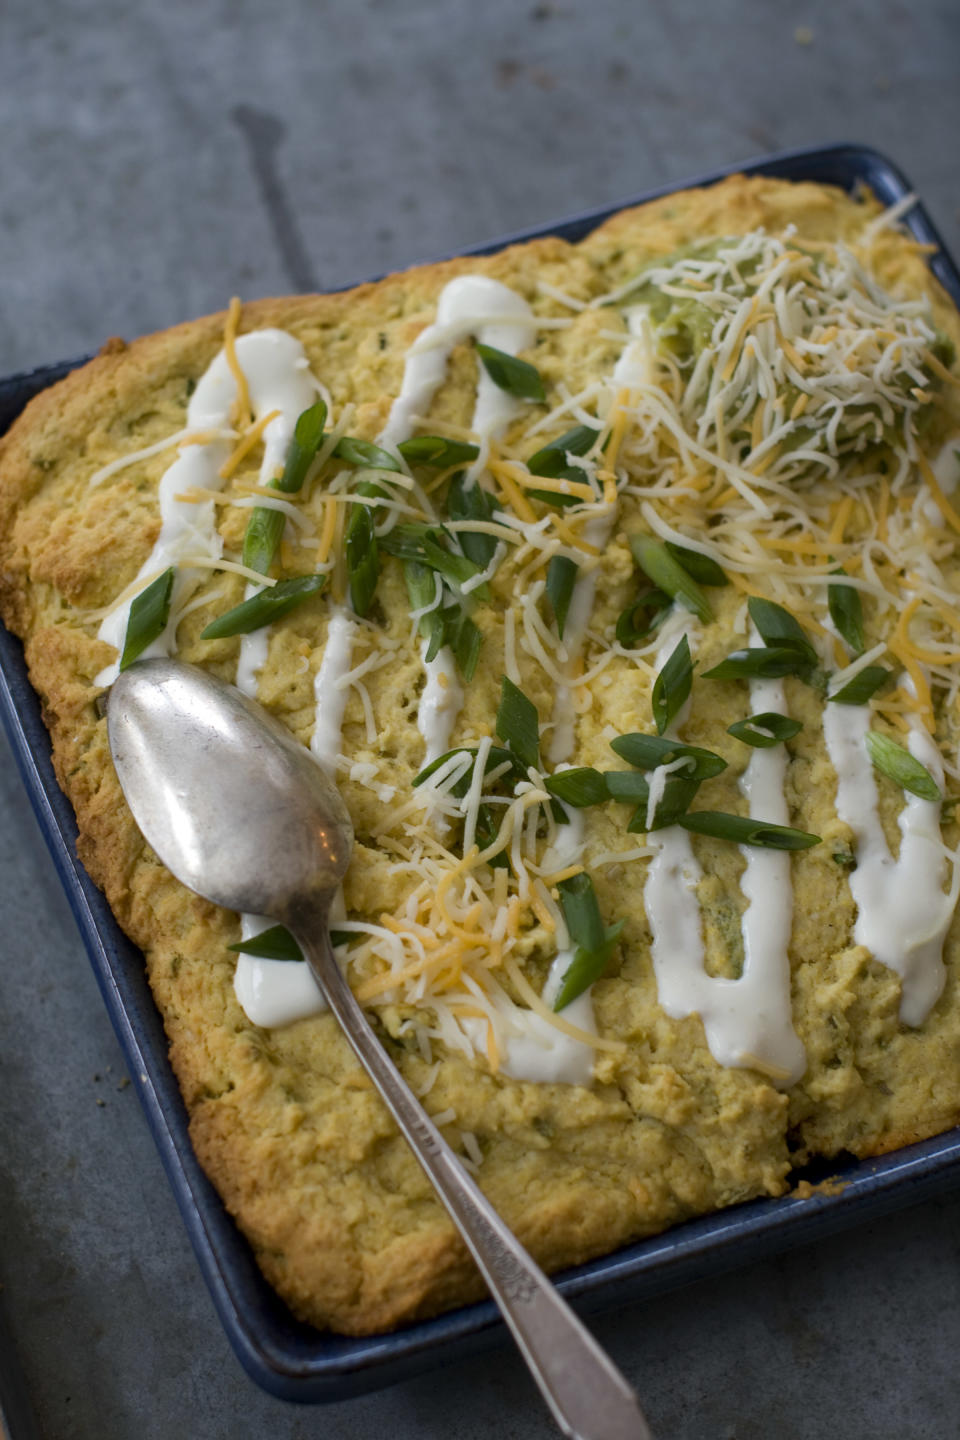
[3,174,960,1336]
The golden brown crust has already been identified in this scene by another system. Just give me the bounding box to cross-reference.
[4,173,960,1333]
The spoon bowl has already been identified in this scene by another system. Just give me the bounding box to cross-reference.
[109,658,352,924]
[107,657,652,1440]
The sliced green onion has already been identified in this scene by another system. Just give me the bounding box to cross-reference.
[202,575,325,640]
[629,534,712,623]
[615,588,672,647]
[345,480,385,616]
[543,767,609,808]
[727,712,803,748]
[379,524,487,599]
[678,811,821,849]
[334,436,402,472]
[475,342,545,403]
[449,611,483,683]
[609,733,726,778]
[403,557,484,682]
[527,425,599,477]
[229,924,351,959]
[526,425,600,504]
[404,559,443,654]
[553,872,623,1011]
[229,925,302,960]
[496,677,540,771]
[474,802,510,868]
[828,665,892,706]
[413,744,518,797]
[747,596,818,666]
[119,567,175,671]
[864,731,941,801]
[652,634,692,736]
[398,435,480,468]
[447,471,499,569]
[276,399,327,494]
[828,570,865,656]
[703,647,815,682]
[606,771,701,830]
[546,555,578,639]
[664,542,728,587]
[242,507,286,576]
[240,398,326,572]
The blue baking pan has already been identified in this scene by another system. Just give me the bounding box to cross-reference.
[3,143,960,1403]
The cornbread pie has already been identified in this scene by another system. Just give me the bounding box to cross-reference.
[3,174,960,1335]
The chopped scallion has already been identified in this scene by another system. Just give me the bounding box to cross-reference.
[398,435,480,467]
[446,471,499,569]
[119,567,175,671]
[828,666,892,706]
[703,647,815,682]
[201,574,325,640]
[864,731,941,801]
[496,677,540,771]
[543,767,608,808]
[614,588,671,647]
[475,342,545,403]
[240,401,326,573]
[334,436,402,472]
[553,872,623,1011]
[276,400,327,494]
[747,596,818,667]
[609,733,726,778]
[651,634,692,735]
[678,811,821,850]
[605,770,701,830]
[828,570,865,656]
[629,534,712,623]
[546,555,578,639]
[727,712,803,748]
[664,542,728,587]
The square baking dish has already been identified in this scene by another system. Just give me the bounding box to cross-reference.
[3,142,960,1403]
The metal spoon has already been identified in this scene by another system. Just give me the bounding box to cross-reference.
[107,658,653,1440]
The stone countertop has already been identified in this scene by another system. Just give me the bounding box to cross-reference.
[2,2,959,1435]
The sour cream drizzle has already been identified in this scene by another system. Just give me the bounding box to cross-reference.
[460,949,596,1086]
[822,699,953,1025]
[381,274,538,760]
[547,308,651,762]
[416,638,464,767]
[642,618,805,1085]
[96,331,317,688]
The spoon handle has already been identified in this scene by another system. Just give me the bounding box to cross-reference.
[297,928,653,1440]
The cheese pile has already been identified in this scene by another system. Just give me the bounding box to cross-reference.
[88,202,960,1089]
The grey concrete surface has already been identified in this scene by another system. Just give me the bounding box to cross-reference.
[1,0,959,1436]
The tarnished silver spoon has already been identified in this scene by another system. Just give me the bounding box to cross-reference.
[107,657,653,1440]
